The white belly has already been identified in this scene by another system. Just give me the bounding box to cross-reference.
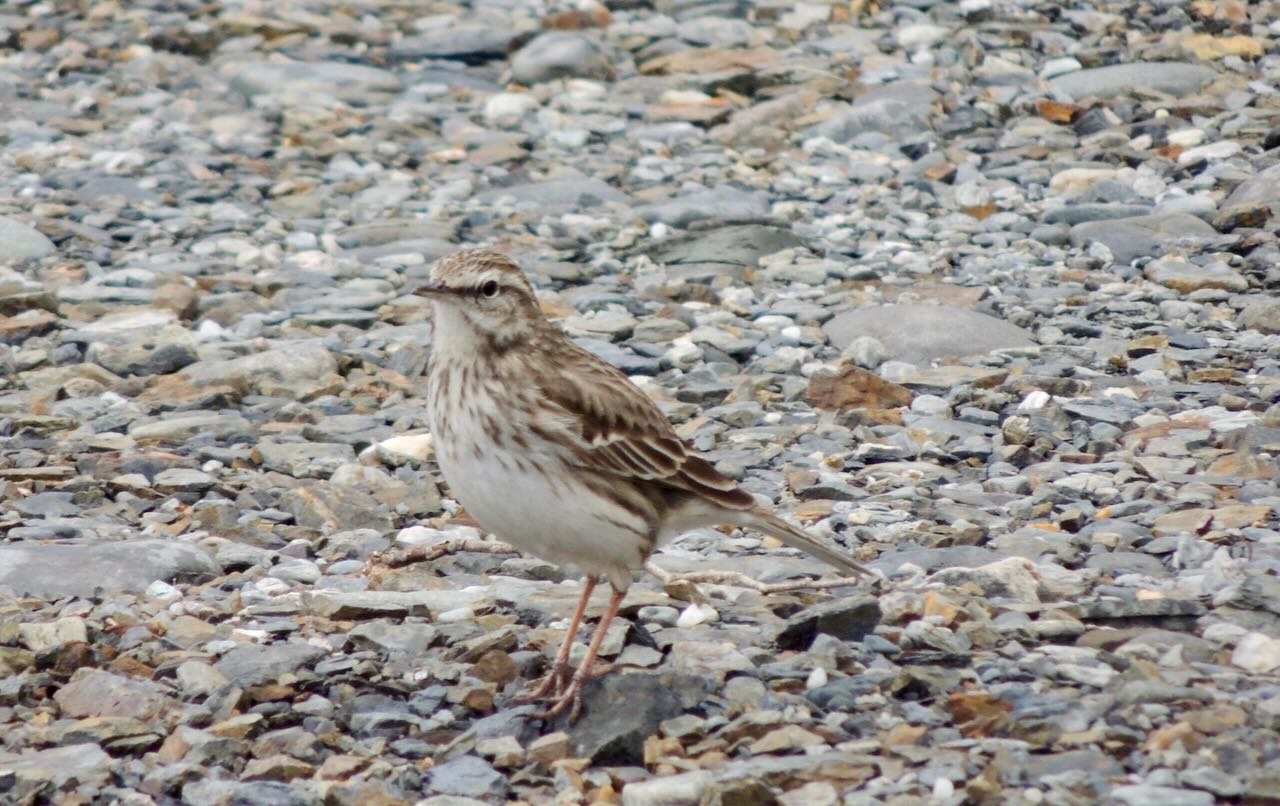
[432,394,651,590]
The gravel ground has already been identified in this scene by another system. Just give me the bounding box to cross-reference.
[1,0,1279,804]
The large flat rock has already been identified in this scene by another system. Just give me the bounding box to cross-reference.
[1070,212,1219,265]
[0,540,221,599]
[1048,62,1216,99]
[822,304,1034,365]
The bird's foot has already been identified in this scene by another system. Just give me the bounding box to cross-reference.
[532,663,614,722]
[537,677,585,722]
[516,660,572,703]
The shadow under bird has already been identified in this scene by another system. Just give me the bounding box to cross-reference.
[416,249,872,719]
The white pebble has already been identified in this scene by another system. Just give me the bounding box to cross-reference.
[676,603,719,628]
[145,580,181,603]
[1018,390,1050,411]
[438,607,476,623]
[806,667,828,690]
[396,525,449,547]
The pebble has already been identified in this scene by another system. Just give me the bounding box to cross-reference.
[1,0,1278,803]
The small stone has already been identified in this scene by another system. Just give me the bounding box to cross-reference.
[622,771,712,806]
[240,754,314,782]
[0,216,56,260]
[1145,258,1247,293]
[777,597,882,650]
[528,731,571,766]
[1232,632,1280,673]
[177,661,230,698]
[1111,785,1212,806]
[749,725,825,754]
[208,713,264,739]
[19,617,88,652]
[426,755,509,800]
[475,735,524,768]
[510,32,611,84]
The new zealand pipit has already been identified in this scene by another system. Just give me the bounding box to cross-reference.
[417,249,871,719]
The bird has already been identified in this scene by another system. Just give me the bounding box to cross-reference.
[416,248,872,719]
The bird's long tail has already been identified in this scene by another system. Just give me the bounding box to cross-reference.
[732,508,875,578]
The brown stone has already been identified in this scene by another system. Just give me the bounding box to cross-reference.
[53,668,177,722]
[1177,32,1264,60]
[1183,704,1247,734]
[882,723,927,747]
[641,47,781,76]
[0,309,59,344]
[528,731,572,766]
[317,754,369,780]
[748,725,825,754]
[1144,720,1200,752]
[1213,201,1272,232]
[208,713,263,739]
[471,649,518,686]
[1211,504,1271,529]
[241,754,314,782]
[1152,508,1212,536]
[1035,99,1082,124]
[805,364,912,411]
[542,7,611,29]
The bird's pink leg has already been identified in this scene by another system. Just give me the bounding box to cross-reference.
[520,577,596,701]
[540,586,625,721]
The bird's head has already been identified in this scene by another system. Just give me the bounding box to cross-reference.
[415,249,545,350]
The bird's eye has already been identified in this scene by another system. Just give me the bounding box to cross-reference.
[480,280,500,298]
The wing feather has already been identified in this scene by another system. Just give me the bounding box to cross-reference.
[537,340,754,509]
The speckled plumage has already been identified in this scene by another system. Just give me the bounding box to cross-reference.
[421,249,870,591]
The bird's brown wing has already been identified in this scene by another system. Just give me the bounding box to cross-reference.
[535,340,755,510]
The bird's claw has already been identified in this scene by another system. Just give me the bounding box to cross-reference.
[523,663,613,721]
[536,677,585,722]
[516,661,572,702]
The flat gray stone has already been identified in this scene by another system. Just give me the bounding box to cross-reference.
[1048,62,1216,99]
[823,304,1034,364]
[510,32,611,84]
[1111,785,1213,806]
[646,225,804,282]
[1144,258,1248,293]
[390,24,514,63]
[130,413,251,442]
[0,743,112,791]
[0,216,56,261]
[636,187,769,228]
[334,219,456,248]
[427,755,509,800]
[304,589,485,620]
[227,60,403,106]
[807,82,939,141]
[474,177,628,210]
[54,668,178,721]
[213,642,327,687]
[1225,163,1280,207]
[180,342,337,397]
[1070,213,1218,265]
[0,540,221,599]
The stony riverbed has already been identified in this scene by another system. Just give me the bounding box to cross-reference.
[1,0,1279,804]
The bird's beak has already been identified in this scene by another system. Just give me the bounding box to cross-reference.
[413,281,454,298]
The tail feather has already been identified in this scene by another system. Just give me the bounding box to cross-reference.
[736,509,874,578]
